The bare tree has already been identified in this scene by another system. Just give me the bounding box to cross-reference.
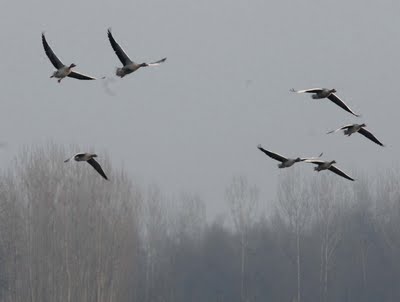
[276,171,312,302]
[309,176,348,302]
[225,176,259,302]
[3,143,400,302]
[0,142,142,302]
[141,184,171,302]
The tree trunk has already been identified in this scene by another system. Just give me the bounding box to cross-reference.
[241,232,245,302]
[296,222,301,302]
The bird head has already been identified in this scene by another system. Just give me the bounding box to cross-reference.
[360,123,366,127]
[295,157,302,162]
[330,88,337,93]
[69,63,77,68]
[140,63,149,67]
[331,160,337,164]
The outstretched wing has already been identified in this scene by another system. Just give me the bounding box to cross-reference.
[42,32,64,69]
[257,145,287,162]
[87,158,108,180]
[290,88,323,93]
[327,124,354,134]
[304,159,324,165]
[147,57,167,66]
[68,71,96,80]
[107,29,133,66]
[358,128,384,146]
[300,152,323,161]
[328,165,355,181]
[64,156,73,163]
[327,94,360,117]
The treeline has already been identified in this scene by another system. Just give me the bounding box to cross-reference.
[0,143,399,302]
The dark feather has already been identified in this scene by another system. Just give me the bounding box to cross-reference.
[327,94,360,117]
[42,33,64,69]
[257,146,287,162]
[358,128,384,146]
[87,158,108,180]
[68,71,96,80]
[107,29,133,66]
[328,165,354,181]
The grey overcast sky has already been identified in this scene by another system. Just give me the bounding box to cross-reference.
[1,0,399,215]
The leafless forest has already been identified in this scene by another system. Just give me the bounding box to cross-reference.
[1,143,400,302]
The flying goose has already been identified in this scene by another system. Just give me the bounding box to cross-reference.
[290,88,360,117]
[42,33,96,83]
[304,159,354,181]
[327,123,384,146]
[257,145,322,168]
[107,28,167,78]
[64,153,108,180]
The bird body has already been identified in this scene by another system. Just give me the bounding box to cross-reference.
[278,158,301,168]
[65,152,96,162]
[50,64,76,80]
[312,160,336,171]
[309,88,336,99]
[116,63,144,77]
[343,124,364,136]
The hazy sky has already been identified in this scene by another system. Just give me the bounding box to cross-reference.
[1,0,399,216]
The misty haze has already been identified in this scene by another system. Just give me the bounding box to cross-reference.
[1,0,400,301]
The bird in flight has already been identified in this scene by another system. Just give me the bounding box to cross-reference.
[290,87,360,117]
[107,28,167,78]
[257,145,322,168]
[42,32,97,83]
[327,123,384,147]
[304,159,355,181]
[64,153,108,180]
